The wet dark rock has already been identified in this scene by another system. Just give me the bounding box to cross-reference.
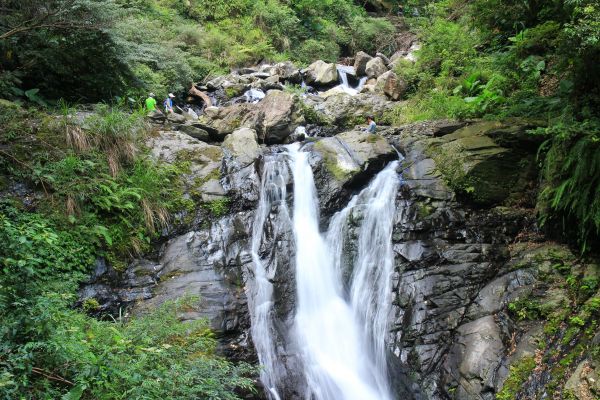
[177,123,210,141]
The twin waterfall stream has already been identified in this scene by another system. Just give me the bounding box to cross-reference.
[249,143,400,400]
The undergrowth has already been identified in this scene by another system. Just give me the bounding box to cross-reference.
[0,102,254,398]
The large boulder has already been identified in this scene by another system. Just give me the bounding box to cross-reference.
[267,61,302,84]
[307,92,394,128]
[354,51,373,76]
[304,60,339,87]
[146,130,224,202]
[178,123,210,142]
[376,70,407,101]
[309,130,396,211]
[443,316,505,398]
[166,112,186,124]
[248,90,304,144]
[222,128,260,167]
[365,57,388,79]
[196,103,254,141]
[423,121,539,205]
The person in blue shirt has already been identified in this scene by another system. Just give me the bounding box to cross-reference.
[164,93,175,113]
[366,116,377,134]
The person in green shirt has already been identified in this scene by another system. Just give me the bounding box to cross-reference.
[145,93,157,112]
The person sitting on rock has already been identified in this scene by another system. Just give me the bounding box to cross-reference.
[163,93,175,113]
[366,116,377,134]
[145,93,157,113]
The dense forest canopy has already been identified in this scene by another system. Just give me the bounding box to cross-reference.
[0,0,396,101]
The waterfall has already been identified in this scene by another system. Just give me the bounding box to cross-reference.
[336,65,368,95]
[288,143,397,400]
[248,153,291,400]
[249,143,399,400]
[345,161,400,393]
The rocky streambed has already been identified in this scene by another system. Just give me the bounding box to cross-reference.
[81,55,600,400]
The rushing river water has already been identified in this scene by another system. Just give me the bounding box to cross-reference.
[249,144,399,400]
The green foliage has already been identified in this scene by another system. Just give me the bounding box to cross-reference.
[386,0,600,251]
[496,356,536,400]
[1,291,257,399]
[1,0,396,103]
[203,198,230,218]
[1,1,135,102]
[0,104,255,399]
[535,120,600,252]
[508,297,544,321]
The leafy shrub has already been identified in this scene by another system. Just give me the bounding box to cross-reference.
[347,16,396,55]
[293,39,341,64]
[0,289,257,399]
[536,120,600,252]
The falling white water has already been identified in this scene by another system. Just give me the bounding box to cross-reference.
[336,64,367,96]
[244,88,266,103]
[248,154,291,399]
[288,143,397,400]
[347,161,400,393]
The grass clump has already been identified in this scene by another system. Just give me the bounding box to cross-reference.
[496,357,536,400]
[203,198,231,217]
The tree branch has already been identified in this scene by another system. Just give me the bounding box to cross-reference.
[31,367,74,386]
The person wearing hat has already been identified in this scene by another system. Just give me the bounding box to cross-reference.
[164,93,175,114]
[145,93,157,112]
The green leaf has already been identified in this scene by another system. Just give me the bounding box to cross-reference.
[62,384,85,400]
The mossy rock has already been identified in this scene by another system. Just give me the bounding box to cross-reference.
[425,121,537,205]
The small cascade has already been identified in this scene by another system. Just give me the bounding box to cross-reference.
[247,153,291,400]
[336,64,367,95]
[347,161,400,393]
[244,88,266,103]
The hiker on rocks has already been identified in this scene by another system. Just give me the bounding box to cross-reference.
[163,93,175,113]
[366,116,377,134]
[145,93,157,113]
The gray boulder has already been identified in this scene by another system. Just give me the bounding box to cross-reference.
[178,123,210,142]
[222,128,260,167]
[249,90,304,144]
[166,112,186,124]
[269,61,302,83]
[309,129,396,211]
[354,51,373,76]
[304,60,339,87]
[365,57,388,79]
[197,103,254,141]
[308,92,394,128]
[376,70,407,101]
[146,130,224,202]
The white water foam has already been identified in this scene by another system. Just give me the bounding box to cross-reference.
[288,143,398,400]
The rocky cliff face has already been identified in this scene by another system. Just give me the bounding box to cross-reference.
[82,60,599,399]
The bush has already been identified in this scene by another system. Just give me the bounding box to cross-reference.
[293,39,341,64]
[536,120,600,252]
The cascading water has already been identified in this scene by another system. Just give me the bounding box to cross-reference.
[248,154,291,400]
[343,161,400,393]
[249,143,400,400]
[288,144,398,400]
[336,65,368,95]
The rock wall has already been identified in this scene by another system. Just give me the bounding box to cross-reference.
[81,87,599,399]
